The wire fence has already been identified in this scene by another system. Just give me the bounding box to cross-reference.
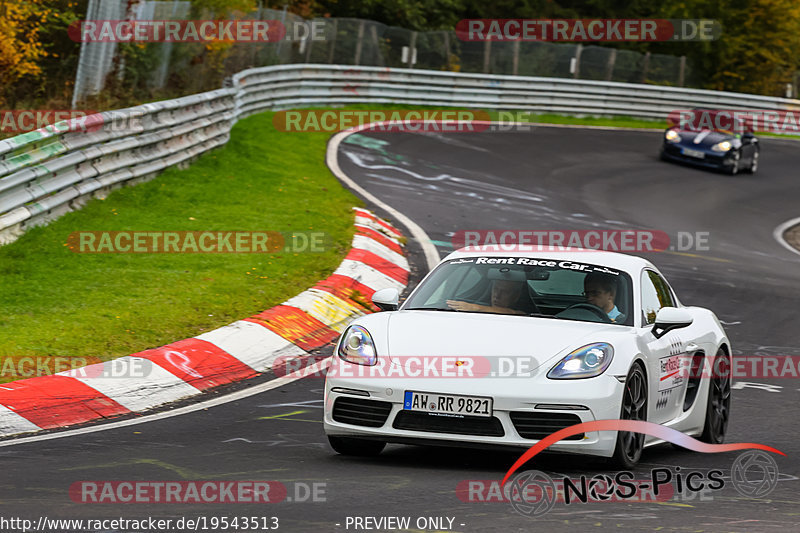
[72,1,696,106]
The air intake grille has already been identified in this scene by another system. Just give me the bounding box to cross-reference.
[393,411,504,437]
[332,397,392,428]
[510,412,584,440]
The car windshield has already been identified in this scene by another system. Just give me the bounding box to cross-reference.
[402,256,634,326]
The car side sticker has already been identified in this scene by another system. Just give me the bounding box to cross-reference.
[659,354,686,392]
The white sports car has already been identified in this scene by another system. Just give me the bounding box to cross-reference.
[323,248,731,467]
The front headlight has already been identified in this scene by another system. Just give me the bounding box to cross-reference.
[547,342,614,379]
[338,325,377,366]
[665,129,680,142]
[711,140,732,152]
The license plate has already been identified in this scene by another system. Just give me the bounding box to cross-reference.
[403,391,492,417]
[682,148,705,159]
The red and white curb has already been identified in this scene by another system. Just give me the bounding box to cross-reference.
[0,207,408,438]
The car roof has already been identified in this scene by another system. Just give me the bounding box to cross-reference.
[443,246,656,276]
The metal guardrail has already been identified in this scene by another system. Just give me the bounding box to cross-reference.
[2,64,799,244]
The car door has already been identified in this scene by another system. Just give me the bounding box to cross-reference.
[639,269,689,425]
[741,133,757,164]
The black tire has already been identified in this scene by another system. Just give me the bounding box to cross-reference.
[699,349,731,444]
[745,150,759,174]
[610,362,648,469]
[328,435,386,456]
[726,151,740,175]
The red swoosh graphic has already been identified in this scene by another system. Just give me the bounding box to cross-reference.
[501,419,785,486]
[660,370,679,381]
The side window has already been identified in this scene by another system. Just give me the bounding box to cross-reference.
[641,270,675,325]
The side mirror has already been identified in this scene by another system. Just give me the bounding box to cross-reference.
[372,287,399,311]
[652,307,693,339]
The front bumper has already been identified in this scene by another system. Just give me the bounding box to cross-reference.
[661,142,735,171]
[323,364,626,458]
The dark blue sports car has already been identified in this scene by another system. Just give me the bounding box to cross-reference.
[660,110,760,175]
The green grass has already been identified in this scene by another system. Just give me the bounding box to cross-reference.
[0,111,360,370]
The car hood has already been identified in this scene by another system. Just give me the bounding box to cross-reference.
[383,310,614,374]
[677,129,735,147]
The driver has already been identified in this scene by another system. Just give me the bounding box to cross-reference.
[584,272,622,322]
[446,279,529,315]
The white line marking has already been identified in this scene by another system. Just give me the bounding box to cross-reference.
[328,126,440,271]
[773,217,800,258]
[0,358,331,448]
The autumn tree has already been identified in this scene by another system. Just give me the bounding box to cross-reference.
[0,1,50,105]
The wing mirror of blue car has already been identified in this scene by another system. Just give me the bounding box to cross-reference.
[372,287,400,311]
[652,307,694,339]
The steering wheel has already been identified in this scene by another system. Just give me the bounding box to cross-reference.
[561,303,612,323]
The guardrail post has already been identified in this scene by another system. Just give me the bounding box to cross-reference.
[572,44,583,79]
[354,21,365,65]
[370,25,384,66]
[443,31,451,70]
[303,25,315,63]
[407,32,417,68]
[482,40,492,73]
[678,56,686,86]
[641,51,651,83]
[605,48,617,81]
[327,19,338,64]
[276,5,289,61]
